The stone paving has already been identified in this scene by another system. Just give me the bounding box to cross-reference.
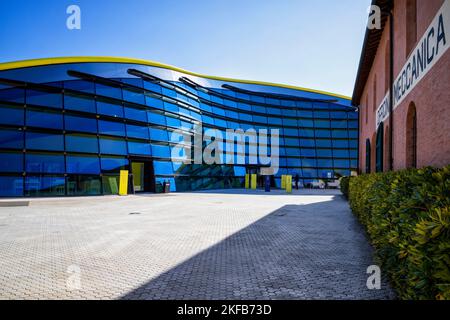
[0,189,395,300]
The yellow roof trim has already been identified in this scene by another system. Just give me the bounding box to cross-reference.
[0,56,351,100]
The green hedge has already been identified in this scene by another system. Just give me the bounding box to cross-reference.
[347,166,450,300]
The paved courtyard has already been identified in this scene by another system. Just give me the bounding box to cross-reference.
[0,189,395,300]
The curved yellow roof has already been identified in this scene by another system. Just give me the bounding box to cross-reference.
[0,56,351,100]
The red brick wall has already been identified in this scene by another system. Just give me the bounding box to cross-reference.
[358,0,450,172]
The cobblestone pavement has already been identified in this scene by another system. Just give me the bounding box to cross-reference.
[0,189,395,300]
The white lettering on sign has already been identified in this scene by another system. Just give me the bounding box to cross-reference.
[376,92,390,128]
[375,0,449,129]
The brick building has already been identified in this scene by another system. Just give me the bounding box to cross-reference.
[352,0,450,173]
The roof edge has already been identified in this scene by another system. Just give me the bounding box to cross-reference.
[0,56,351,101]
[351,0,393,106]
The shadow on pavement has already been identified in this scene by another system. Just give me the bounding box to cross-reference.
[120,196,395,300]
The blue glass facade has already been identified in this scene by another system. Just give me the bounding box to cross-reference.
[0,59,358,196]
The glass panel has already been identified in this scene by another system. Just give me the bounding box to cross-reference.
[123,89,145,104]
[98,120,125,136]
[330,111,347,119]
[151,144,170,158]
[147,111,166,125]
[67,175,101,195]
[65,134,98,153]
[332,130,348,138]
[333,149,349,158]
[124,106,147,122]
[26,109,63,129]
[164,101,178,113]
[315,130,331,138]
[0,128,23,149]
[102,175,120,195]
[153,160,173,175]
[253,115,268,124]
[283,128,298,136]
[26,153,65,173]
[26,89,62,108]
[66,155,100,174]
[212,106,225,116]
[97,100,124,118]
[301,148,316,157]
[201,115,214,125]
[316,149,333,157]
[333,140,349,148]
[238,113,252,122]
[0,176,23,196]
[314,120,330,128]
[64,94,96,113]
[145,95,164,110]
[99,137,127,155]
[334,160,350,168]
[317,159,333,168]
[155,177,176,192]
[143,81,162,94]
[348,121,358,129]
[148,128,168,142]
[0,105,24,126]
[64,80,95,94]
[166,117,181,128]
[65,115,97,133]
[127,141,151,155]
[25,176,65,196]
[316,139,332,148]
[331,120,348,129]
[214,118,227,128]
[282,118,297,127]
[0,87,24,104]
[101,156,129,173]
[0,151,23,172]
[26,132,64,151]
[121,78,143,88]
[126,124,149,139]
[95,83,122,99]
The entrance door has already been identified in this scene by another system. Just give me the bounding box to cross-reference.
[130,159,155,193]
[246,166,275,188]
[131,162,145,192]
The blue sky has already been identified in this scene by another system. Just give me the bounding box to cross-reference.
[0,0,370,97]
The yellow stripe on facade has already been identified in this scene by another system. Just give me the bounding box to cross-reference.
[0,56,351,100]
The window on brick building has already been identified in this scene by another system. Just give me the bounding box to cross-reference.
[365,139,371,174]
[406,102,417,168]
[406,0,417,57]
[376,122,384,172]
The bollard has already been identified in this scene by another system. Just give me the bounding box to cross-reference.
[286,175,292,193]
[251,174,257,190]
[245,174,250,189]
[281,175,286,189]
[119,170,129,196]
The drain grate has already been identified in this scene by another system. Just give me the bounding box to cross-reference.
[129,212,142,215]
